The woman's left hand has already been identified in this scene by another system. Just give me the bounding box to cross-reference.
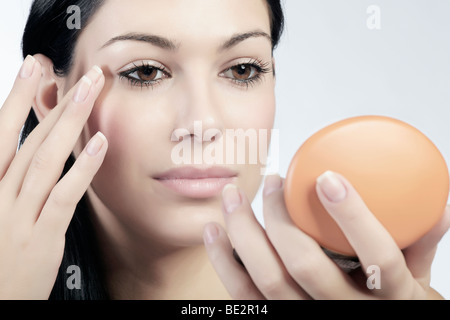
[203,172,450,300]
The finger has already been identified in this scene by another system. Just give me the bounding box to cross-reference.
[402,205,450,287]
[203,222,265,300]
[3,66,102,199]
[262,174,363,300]
[221,184,308,300]
[16,66,104,223]
[1,90,71,199]
[0,56,41,179]
[34,132,107,240]
[315,171,413,298]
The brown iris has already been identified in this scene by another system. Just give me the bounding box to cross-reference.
[231,65,253,81]
[137,65,158,82]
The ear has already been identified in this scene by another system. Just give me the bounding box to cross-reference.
[32,54,64,122]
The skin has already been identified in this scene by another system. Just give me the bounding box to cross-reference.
[0,0,449,299]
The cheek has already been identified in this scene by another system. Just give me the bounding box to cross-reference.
[223,86,276,198]
[88,100,140,165]
[84,78,276,202]
[228,85,276,159]
[226,82,276,131]
[86,89,173,177]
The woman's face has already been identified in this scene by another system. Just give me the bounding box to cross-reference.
[63,0,276,246]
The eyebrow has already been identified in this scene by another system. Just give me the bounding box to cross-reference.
[99,30,272,52]
[219,30,272,51]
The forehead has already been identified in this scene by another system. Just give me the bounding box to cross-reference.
[80,0,271,50]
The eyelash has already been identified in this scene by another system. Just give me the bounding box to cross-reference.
[118,59,272,90]
[119,62,169,89]
[222,58,272,89]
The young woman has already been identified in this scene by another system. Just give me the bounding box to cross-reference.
[0,0,448,300]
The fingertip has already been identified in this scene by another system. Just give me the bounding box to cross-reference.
[263,174,283,197]
[19,55,36,79]
[86,132,106,156]
[203,222,220,245]
[92,65,103,76]
[431,204,450,240]
[32,55,43,71]
[222,184,242,214]
[316,170,348,203]
[424,204,450,243]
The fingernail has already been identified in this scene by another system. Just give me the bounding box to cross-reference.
[222,184,242,214]
[92,65,103,83]
[263,174,283,197]
[73,76,93,103]
[86,132,106,156]
[203,224,219,245]
[317,171,347,203]
[19,55,36,79]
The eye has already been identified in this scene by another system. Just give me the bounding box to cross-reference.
[226,64,258,81]
[125,65,165,83]
[132,65,160,82]
[222,64,259,81]
[119,62,170,88]
[219,59,272,88]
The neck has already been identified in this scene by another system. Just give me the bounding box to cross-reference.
[87,189,230,300]
[107,244,229,300]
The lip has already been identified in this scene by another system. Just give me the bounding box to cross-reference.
[153,167,238,198]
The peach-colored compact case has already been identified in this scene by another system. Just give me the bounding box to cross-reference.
[284,115,449,256]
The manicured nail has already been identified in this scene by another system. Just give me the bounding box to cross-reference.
[222,184,242,214]
[93,65,103,75]
[73,75,93,103]
[86,132,106,156]
[203,224,219,245]
[19,55,36,79]
[92,65,103,83]
[317,171,347,203]
[263,174,283,197]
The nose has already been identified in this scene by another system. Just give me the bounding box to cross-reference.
[171,73,224,144]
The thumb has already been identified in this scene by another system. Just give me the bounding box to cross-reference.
[402,205,450,286]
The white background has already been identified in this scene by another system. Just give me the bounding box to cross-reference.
[1,0,450,299]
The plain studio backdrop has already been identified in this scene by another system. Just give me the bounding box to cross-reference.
[1,0,450,299]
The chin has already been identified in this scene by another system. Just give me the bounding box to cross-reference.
[127,203,226,247]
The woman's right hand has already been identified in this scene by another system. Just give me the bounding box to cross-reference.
[0,56,107,299]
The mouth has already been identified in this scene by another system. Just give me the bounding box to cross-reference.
[153,167,238,199]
